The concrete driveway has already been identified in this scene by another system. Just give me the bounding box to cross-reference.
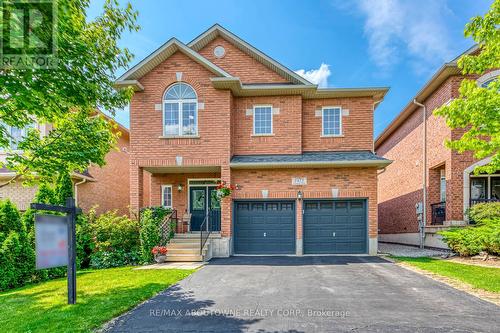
[105,256,500,333]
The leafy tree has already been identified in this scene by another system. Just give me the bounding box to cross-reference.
[0,0,138,185]
[55,172,74,205]
[435,0,500,174]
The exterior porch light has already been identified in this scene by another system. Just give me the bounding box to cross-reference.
[297,191,303,200]
[177,184,184,192]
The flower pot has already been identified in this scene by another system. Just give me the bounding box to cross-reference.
[154,255,167,263]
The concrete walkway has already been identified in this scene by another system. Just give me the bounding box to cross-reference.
[379,242,451,257]
[134,262,205,270]
[105,256,499,332]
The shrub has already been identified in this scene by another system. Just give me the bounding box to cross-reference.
[76,213,93,269]
[89,249,141,269]
[439,227,486,256]
[139,206,171,263]
[0,200,23,242]
[468,202,500,224]
[439,218,500,256]
[0,201,35,291]
[89,210,140,268]
[55,172,74,205]
[34,182,57,205]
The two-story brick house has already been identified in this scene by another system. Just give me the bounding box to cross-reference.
[116,25,390,258]
[375,45,500,248]
[0,113,130,216]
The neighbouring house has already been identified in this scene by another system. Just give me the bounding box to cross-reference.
[116,24,390,260]
[375,45,500,249]
[0,114,130,216]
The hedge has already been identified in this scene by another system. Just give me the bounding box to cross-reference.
[439,202,500,256]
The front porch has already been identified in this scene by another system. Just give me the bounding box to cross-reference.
[429,162,499,225]
[134,165,232,261]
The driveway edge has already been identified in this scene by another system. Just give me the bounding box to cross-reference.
[383,256,500,306]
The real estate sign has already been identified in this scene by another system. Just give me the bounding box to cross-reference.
[35,214,68,269]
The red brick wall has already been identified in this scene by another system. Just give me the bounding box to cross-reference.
[232,167,378,238]
[376,74,478,233]
[130,51,232,164]
[198,36,290,84]
[149,172,220,214]
[302,97,374,152]
[128,41,380,242]
[232,95,302,155]
[78,133,130,216]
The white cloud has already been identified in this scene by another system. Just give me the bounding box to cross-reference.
[295,63,331,87]
[355,0,453,71]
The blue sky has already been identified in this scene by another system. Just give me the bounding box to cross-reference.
[88,0,491,137]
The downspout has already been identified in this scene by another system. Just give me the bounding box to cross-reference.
[413,99,427,249]
[74,178,87,207]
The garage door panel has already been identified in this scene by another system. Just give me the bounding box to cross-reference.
[304,200,367,254]
[234,201,295,255]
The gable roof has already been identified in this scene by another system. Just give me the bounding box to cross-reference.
[114,24,388,103]
[188,24,313,85]
[115,38,231,91]
[374,45,479,149]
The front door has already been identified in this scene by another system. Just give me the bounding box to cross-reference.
[189,186,221,231]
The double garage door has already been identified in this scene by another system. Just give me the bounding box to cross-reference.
[234,199,367,255]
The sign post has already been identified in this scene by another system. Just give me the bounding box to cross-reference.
[32,197,81,304]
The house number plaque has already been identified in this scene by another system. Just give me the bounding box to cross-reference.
[292,177,307,186]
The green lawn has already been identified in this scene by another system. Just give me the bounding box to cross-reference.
[0,266,194,333]
[393,257,500,293]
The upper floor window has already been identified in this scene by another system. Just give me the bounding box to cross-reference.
[322,107,342,136]
[253,106,273,135]
[1,124,34,151]
[163,83,198,136]
[481,77,498,88]
[478,70,500,89]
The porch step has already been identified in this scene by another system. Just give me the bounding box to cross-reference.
[173,233,201,239]
[168,242,202,249]
[168,247,206,255]
[174,233,221,239]
[169,238,201,243]
[165,233,212,262]
[165,254,204,262]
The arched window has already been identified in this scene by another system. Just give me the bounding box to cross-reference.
[480,77,498,88]
[163,83,198,136]
[478,70,500,89]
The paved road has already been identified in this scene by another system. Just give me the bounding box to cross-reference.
[105,256,500,333]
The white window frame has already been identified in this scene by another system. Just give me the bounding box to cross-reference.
[477,69,500,87]
[163,84,198,137]
[321,106,342,137]
[161,185,173,209]
[440,169,446,202]
[1,123,36,152]
[252,105,273,135]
